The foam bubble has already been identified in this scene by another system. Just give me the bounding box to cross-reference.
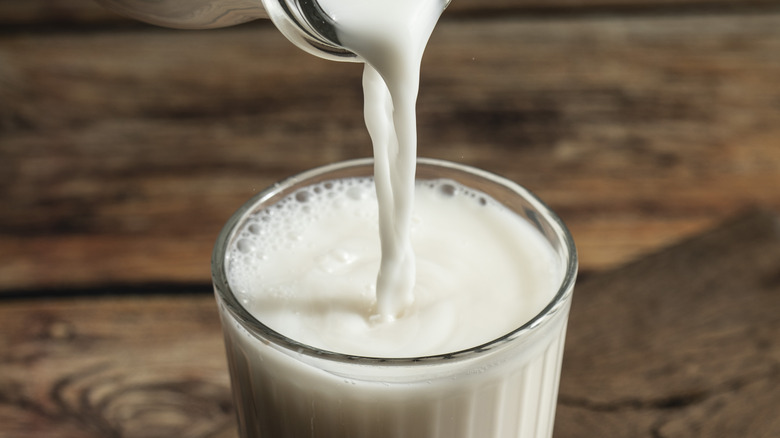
[236,238,256,254]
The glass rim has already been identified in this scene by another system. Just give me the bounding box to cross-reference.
[212,157,578,366]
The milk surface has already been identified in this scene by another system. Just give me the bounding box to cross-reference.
[228,178,560,357]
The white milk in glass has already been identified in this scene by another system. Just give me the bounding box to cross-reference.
[213,0,577,436]
[215,160,575,438]
[228,178,559,358]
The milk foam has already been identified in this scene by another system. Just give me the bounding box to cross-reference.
[228,178,561,357]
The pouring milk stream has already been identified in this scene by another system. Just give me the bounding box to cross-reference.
[224,0,563,356]
[98,0,577,435]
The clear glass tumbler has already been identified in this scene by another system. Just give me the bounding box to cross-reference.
[212,158,577,438]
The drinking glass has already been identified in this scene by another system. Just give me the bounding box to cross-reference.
[212,158,577,438]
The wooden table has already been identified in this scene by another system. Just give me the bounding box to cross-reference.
[1,0,779,436]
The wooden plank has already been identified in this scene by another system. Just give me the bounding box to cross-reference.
[2,0,779,27]
[557,209,780,437]
[2,12,780,291]
[1,210,777,437]
[449,0,780,17]
[0,0,123,27]
[0,295,235,438]
[3,12,780,292]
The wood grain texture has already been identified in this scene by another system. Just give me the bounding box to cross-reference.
[0,295,234,438]
[557,210,780,437]
[2,12,779,292]
[3,0,779,27]
[1,211,777,437]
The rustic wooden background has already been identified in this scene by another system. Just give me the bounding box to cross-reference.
[1,0,779,436]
